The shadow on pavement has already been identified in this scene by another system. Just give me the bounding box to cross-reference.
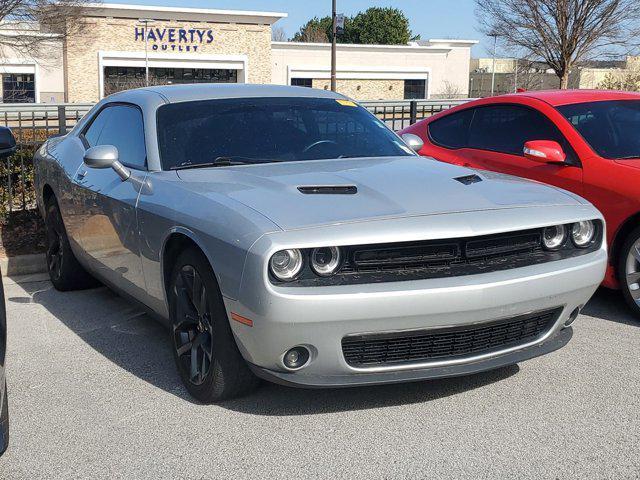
[582,288,639,328]
[9,279,521,413]
[220,364,519,416]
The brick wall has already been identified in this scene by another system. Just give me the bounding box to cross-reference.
[312,79,405,101]
[65,17,273,102]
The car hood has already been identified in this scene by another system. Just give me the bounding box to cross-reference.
[176,156,583,231]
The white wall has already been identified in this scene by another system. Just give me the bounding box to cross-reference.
[0,38,65,102]
[272,40,476,99]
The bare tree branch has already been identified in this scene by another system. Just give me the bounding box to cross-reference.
[0,0,95,58]
[475,0,640,88]
[271,26,287,42]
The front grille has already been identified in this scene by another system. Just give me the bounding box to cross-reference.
[344,229,543,273]
[342,308,561,367]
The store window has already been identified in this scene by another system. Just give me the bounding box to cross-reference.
[103,67,238,96]
[291,78,312,88]
[403,79,426,100]
[2,74,35,103]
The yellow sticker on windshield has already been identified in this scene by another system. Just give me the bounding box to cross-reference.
[336,99,357,107]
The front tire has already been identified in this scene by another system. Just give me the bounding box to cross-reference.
[618,225,640,320]
[44,197,98,291]
[0,381,8,456]
[169,248,259,402]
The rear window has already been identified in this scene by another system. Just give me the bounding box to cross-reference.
[557,100,640,159]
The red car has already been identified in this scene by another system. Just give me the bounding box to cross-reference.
[401,90,640,316]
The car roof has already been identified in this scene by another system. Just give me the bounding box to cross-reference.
[107,83,346,104]
[494,89,640,107]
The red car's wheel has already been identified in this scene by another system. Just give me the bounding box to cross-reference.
[618,225,640,319]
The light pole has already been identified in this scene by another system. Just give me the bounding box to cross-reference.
[331,0,337,92]
[138,18,155,87]
[489,32,499,96]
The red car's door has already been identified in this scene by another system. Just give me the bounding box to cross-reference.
[456,104,584,196]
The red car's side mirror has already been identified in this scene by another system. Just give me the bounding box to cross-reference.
[523,140,566,164]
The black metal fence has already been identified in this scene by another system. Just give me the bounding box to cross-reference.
[361,99,470,131]
[0,103,91,217]
[0,99,469,218]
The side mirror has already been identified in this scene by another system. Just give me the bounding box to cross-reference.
[0,126,17,159]
[401,133,424,153]
[83,145,130,181]
[523,140,566,164]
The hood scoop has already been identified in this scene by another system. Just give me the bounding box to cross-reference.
[454,174,483,185]
[297,185,358,195]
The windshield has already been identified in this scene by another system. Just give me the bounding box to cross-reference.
[557,100,640,159]
[157,97,413,169]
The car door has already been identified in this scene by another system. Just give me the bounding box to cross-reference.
[73,103,148,297]
[458,104,584,195]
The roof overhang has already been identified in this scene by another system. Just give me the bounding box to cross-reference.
[79,3,287,25]
[416,39,479,48]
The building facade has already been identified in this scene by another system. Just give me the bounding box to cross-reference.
[0,23,65,102]
[0,3,477,103]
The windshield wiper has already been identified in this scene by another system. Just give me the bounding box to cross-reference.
[171,156,266,170]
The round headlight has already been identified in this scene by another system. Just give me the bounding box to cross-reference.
[310,246,342,276]
[571,220,595,247]
[542,224,567,250]
[270,249,303,281]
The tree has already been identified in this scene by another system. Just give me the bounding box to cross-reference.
[598,69,640,91]
[0,0,91,57]
[350,7,412,45]
[271,26,288,42]
[292,16,332,43]
[475,0,640,89]
[437,80,463,99]
[292,7,414,45]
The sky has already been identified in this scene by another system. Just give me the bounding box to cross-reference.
[103,0,493,56]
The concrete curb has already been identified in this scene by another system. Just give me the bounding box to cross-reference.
[0,253,47,277]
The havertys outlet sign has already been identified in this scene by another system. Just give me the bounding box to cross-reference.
[134,27,214,52]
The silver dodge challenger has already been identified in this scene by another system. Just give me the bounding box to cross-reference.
[34,84,607,402]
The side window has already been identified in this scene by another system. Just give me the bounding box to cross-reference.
[83,108,112,147]
[428,108,474,149]
[83,104,147,169]
[468,104,576,162]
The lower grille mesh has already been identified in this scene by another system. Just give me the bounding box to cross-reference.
[342,308,561,367]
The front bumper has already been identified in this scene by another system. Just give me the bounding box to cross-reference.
[248,326,573,388]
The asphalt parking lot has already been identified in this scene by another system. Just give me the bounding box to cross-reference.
[0,276,638,479]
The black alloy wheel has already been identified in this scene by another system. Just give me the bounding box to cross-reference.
[173,265,214,385]
[45,211,64,283]
[44,198,98,291]
[169,248,259,402]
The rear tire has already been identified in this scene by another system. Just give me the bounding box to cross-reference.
[617,225,640,320]
[44,197,98,291]
[169,248,259,402]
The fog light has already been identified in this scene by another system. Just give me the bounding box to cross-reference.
[564,307,581,327]
[283,346,310,370]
